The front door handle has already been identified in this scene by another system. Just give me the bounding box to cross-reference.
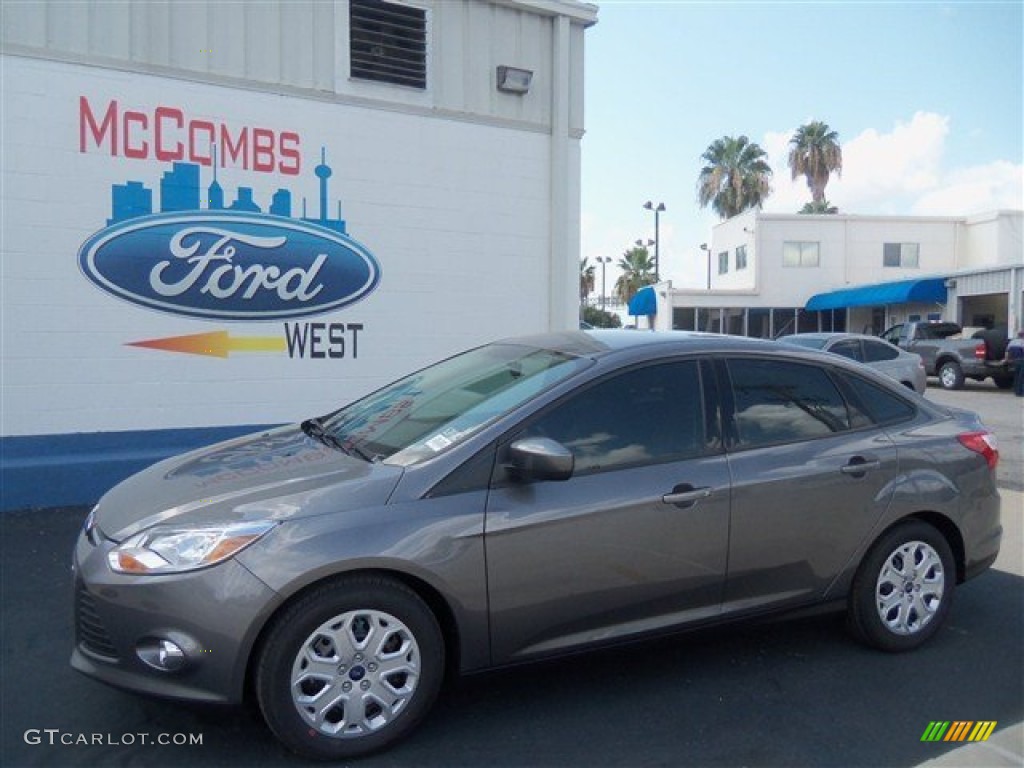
[662,485,713,507]
[840,458,881,477]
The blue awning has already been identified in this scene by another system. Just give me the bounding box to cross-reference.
[628,285,657,316]
[805,278,947,311]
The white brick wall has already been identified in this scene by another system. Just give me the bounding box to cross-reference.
[1,56,562,436]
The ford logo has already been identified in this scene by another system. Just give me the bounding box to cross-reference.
[78,212,381,320]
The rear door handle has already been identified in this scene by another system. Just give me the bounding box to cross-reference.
[662,486,713,507]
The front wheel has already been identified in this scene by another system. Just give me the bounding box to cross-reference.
[255,576,444,760]
[848,521,955,652]
[937,361,965,390]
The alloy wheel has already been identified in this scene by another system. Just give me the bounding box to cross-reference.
[874,540,945,635]
[290,609,421,738]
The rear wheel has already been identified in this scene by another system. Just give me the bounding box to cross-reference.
[255,576,444,760]
[937,361,964,390]
[994,376,1014,390]
[848,521,955,652]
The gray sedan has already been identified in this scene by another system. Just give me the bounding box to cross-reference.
[72,331,1001,759]
[779,332,928,393]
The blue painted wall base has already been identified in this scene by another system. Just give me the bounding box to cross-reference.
[1,424,278,512]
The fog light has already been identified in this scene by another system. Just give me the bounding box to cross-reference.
[136,639,188,672]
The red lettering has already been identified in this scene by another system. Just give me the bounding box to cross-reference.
[78,96,303,174]
[154,107,184,161]
[122,111,148,159]
[252,128,275,172]
[279,132,301,175]
[220,125,248,169]
[79,97,118,154]
[188,120,215,165]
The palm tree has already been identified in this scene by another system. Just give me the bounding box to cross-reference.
[799,200,839,214]
[697,135,773,219]
[788,121,842,206]
[614,246,655,304]
[579,257,595,302]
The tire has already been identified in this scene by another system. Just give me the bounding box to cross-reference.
[848,521,955,652]
[994,376,1014,390]
[255,575,444,760]
[937,361,965,390]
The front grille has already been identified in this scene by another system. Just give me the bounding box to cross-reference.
[76,585,119,660]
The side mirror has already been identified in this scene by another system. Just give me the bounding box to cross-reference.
[506,437,574,482]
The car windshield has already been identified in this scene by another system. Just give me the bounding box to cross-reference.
[778,336,828,350]
[322,343,590,465]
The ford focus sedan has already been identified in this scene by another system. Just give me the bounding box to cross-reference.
[72,331,1001,759]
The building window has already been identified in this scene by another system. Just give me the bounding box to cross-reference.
[736,244,747,271]
[718,251,729,275]
[350,0,427,89]
[782,241,819,267]
[883,242,920,268]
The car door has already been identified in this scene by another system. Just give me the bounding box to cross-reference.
[719,356,899,613]
[484,359,731,663]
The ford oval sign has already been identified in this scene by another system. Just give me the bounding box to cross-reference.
[78,212,381,320]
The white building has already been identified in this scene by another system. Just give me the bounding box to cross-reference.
[0,0,598,509]
[668,209,1024,338]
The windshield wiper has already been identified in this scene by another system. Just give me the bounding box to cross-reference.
[301,418,377,462]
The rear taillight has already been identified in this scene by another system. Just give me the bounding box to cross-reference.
[958,431,999,470]
[974,342,987,360]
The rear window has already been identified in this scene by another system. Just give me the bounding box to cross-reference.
[863,339,900,362]
[918,323,962,340]
[834,372,917,426]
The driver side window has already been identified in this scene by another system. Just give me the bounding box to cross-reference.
[515,361,709,474]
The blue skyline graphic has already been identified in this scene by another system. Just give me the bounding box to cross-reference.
[107,147,347,234]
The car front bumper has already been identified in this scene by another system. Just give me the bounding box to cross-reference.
[70,529,280,704]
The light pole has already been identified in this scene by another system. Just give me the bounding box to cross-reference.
[643,201,666,282]
[597,256,612,309]
[634,239,655,291]
[700,243,711,290]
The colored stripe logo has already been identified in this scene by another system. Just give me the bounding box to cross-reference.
[921,721,997,742]
[127,331,286,358]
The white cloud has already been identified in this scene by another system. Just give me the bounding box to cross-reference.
[762,111,1022,216]
[913,161,1024,215]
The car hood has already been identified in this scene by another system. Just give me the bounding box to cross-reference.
[92,425,405,540]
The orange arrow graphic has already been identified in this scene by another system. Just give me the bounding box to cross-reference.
[127,330,286,358]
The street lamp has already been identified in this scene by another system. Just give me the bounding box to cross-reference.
[597,256,612,309]
[700,243,711,290]
[643,201,666,282]
[634,238,654,286]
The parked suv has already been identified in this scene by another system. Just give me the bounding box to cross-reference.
[73,331,1002,759]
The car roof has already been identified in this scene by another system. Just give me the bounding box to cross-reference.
[783,332,884,342]
[499,329,788,358]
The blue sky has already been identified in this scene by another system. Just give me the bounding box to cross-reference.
[581,0,1024,290]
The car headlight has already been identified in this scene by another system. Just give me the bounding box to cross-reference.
[108,521,277,575]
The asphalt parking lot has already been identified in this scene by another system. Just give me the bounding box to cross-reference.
[1,379,1021,768]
